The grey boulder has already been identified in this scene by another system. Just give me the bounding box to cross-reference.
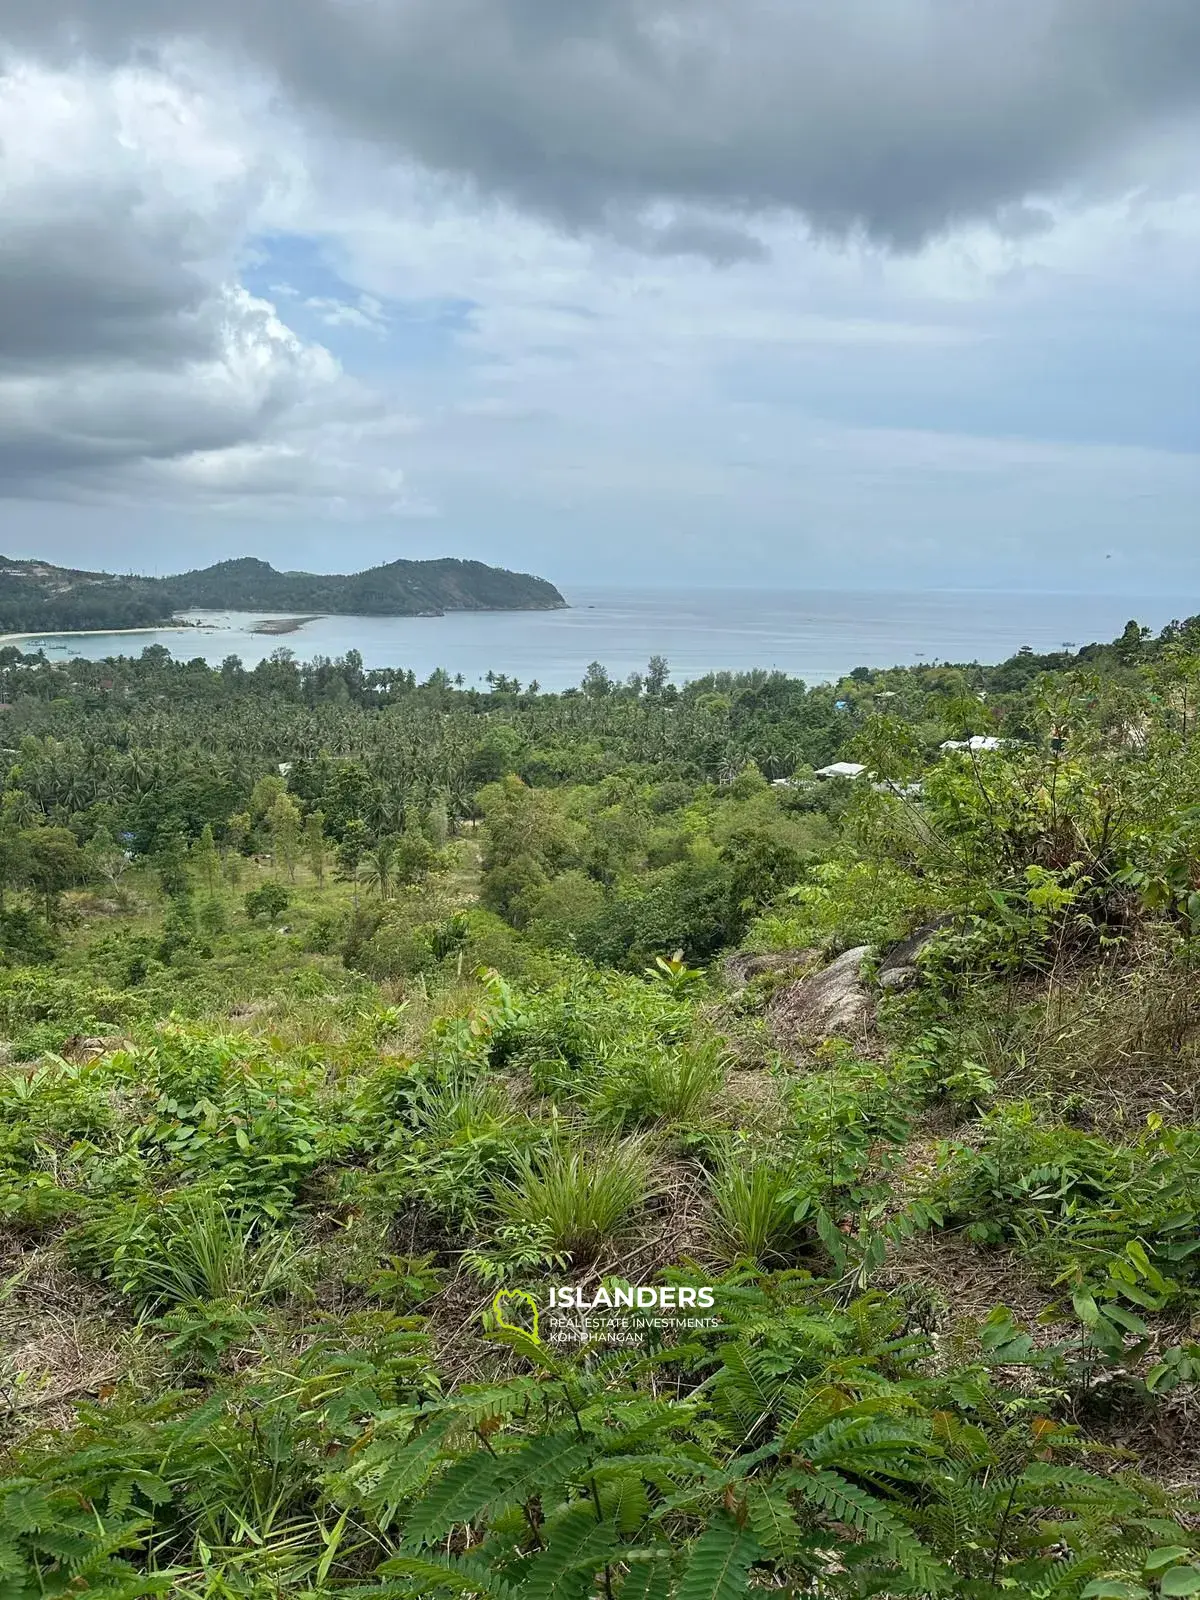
[767,945,873,1045]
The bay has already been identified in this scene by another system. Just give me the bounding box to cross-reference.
[10,586,1194,691]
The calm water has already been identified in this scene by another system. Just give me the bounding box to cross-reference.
[12,587,1194,692]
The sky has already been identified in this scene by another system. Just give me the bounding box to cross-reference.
[0,1,1198,593]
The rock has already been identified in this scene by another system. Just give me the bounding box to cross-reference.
[60,1035,129,1064]
[879,965,917,992]
[877,917,953,983]
[767,945,873,1045]
[724,948,820,990]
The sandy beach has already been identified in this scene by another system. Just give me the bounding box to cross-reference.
[0,625,199,646]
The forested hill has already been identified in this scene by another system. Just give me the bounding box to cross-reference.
[0,553,566,632]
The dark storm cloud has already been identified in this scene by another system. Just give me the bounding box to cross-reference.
[0,212,214,369]
[4,0,1200,251]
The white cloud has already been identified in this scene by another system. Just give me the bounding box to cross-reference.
[0,54,419,519]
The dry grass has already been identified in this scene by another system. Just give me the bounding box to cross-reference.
[0,1242,152,1441]
[957,937,1200,1128]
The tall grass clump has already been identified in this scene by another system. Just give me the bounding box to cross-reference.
[69,1185,305,1310]
[593,1037,729,1129]
[493,1135,658,1263]
[707,1152,809,1266]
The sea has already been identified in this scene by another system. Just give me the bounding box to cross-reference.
[10,587,1195,693]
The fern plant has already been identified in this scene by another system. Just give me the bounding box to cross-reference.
[329,1285,1196,1599]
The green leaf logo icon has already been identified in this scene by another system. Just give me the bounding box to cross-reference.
[492,1288,540,1343]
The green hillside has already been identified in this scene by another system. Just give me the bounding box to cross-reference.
[3,615,1200,1596]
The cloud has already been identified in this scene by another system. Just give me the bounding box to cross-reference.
[303,294,388,332]
[0,55,419,516]
[5,1,1200,254]
[0,5,1196,589]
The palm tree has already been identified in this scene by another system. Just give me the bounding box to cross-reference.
[358,837,397,901]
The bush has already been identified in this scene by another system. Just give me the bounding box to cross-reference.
[592,1037,727,1129]
[707,1152,810,1266]
[0,907,58,966]
[244,881,290,923]
[68,1185,306,1310]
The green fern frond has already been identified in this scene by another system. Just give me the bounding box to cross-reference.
[517,1503,620,1600]
[618,1558,675,1600]
[675,1513,761,1600]
[404,1453,512,1545]
[785,1467,951,1591]
[378,1550,516,1598]
[746,1483,802,1558]
[487,1432,595,1514]
[359,1414,458,1511]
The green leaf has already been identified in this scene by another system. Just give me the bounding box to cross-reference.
[1145,1549,1192,1573]
[1072,1290,1101,1326]
[1161,1568,1200,1596]
[746,1484,800,1558]
[619,1562,675,1600]
[1103,1302,1149,1335]
[379,1551,514,1598]
[404,1453,509,1545]
[786,1469,951,1592]
[1080,1583,1150,1599]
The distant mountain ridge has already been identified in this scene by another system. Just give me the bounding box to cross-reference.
[0,554,566,633]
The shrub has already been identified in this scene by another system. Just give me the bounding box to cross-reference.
[593,1037,727,1129]
[375,1069,535,1232]
[244,881,290,923]
[68,1185,306,1310]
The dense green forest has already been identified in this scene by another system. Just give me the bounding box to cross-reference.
[5,612,1200,1597]
[0,556,565,634]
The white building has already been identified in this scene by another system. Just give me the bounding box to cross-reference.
[940,735,1004,752]
[814,761,868,779]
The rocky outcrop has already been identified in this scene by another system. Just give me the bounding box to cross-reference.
[724,948,820,991]
[60,1034,131,1063]
[756,920,955,1049]
[767,945,873,1045]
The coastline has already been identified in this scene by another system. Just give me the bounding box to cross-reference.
[0,625,198,645]
[0,601,567,649]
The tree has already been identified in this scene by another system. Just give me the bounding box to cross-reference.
[192,824,219,898]
[226,812,251,855]
[645,655,670,696]
[249,774,286,819]
[86,826,129,896]
[336,819,369,881]
[359,838,397,901]
[424,796,449,849]
[0,821,30,912]
[304,809,326,884]
[245,881,290,923]
[268,793,303,881]
[582,661,613,699]
[153,834,192,905]
[224,811,250,888]
[1117,619,1151,664]
[22,826,84,919]
[394,829,436,886]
